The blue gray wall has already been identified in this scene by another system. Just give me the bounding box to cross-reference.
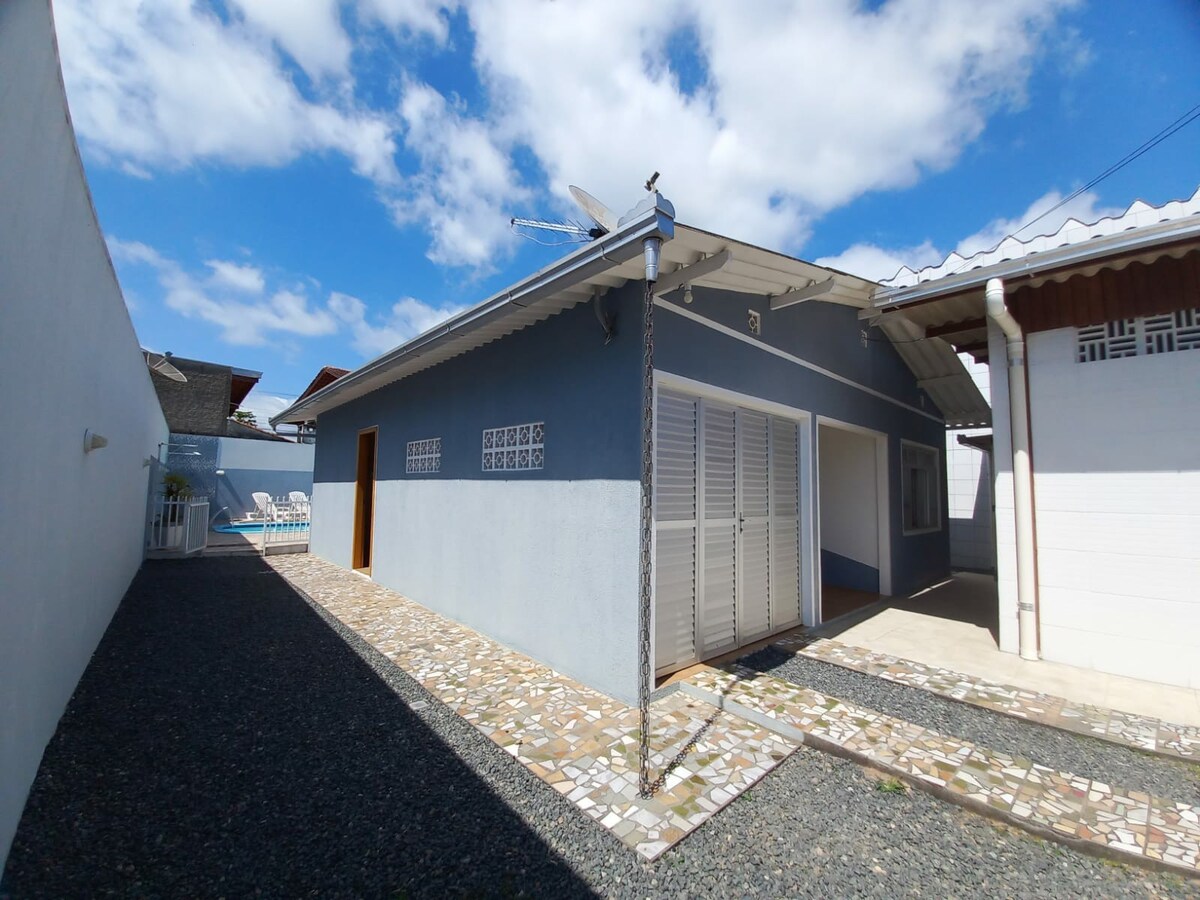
[654,287,950,597]
[312,284,645,701]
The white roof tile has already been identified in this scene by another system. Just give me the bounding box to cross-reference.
[883,186,1200,288]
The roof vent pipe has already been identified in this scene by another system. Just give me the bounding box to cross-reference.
[985,277,1039,662]
[643,237,662,284]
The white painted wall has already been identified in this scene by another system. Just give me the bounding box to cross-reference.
[0,0,168,868]
[310,479,642,702]
[1026,327,1200,688]
[946,356,994,572]
[217,436,314,472]
[817,425,879,567]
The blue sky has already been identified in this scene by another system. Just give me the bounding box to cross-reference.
[56,0,1200,424]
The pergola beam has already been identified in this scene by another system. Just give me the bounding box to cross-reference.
[769,277,836,310]
[652,250,733,296]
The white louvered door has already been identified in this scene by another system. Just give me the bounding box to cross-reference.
[653,385,805,674]
[769,415,802,629]
[654,390,699,673]
[736,410,772,644]
[699,402,739,657]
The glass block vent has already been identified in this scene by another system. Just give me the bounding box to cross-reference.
[406,437,441,474]
[1078,309,1200,362]
[482,422,544,472]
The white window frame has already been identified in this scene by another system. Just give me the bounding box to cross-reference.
[900,439,941,536]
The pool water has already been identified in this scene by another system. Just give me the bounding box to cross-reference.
[214,521,311,534]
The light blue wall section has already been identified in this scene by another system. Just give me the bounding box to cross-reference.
[312,285,645,701]
[654,287,950,596]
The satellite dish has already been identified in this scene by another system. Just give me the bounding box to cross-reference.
[569,185,619,235]
[144,350,187,383]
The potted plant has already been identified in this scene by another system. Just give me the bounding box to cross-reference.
[156,473,193,549]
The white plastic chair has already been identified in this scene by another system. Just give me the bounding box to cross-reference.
[287,491,309,503]
[250,492,274,520]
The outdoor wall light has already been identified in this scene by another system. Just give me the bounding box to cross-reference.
[683,284,694,304]
[83,429,108,453]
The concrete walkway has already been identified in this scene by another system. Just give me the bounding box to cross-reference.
[683,664,1200,877]
[270,555,1200,876]
[825,573,1200,727]
[776,634,1200,761]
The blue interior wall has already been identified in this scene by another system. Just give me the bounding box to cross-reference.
[654,286,950,596]
[314,282,644,485]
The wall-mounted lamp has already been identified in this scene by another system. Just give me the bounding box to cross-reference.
[682,284,693,304]
[84,429,108,453]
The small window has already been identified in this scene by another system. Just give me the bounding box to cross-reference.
[482,422,544,472]
[406,437,441,474]
[901,441,940,534]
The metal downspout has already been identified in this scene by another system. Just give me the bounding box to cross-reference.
[985,278,1039,661]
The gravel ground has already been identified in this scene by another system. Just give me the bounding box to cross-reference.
[1,556,1195,899]
[739,645,1200,806]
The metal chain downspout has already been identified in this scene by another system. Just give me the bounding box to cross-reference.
[637,276,655,799]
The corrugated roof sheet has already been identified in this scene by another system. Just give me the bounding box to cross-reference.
[883,186,1200,289]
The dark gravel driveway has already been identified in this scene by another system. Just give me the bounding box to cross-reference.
[2,557,1195,898]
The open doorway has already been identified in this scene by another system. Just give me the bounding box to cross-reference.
[817,421,890,622]
[352,427,377,573]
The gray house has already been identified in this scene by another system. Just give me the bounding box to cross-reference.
[272,195,988,702]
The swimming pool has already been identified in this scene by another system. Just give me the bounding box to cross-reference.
[214,521,310,534]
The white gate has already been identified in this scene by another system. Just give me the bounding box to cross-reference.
[148,496,209,557]
[654,387,804,674]
[259,497,311,554]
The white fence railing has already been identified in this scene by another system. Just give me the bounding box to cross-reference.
[258,497,311,553]
[149,496,209,556]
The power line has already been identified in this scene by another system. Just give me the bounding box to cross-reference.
[949,100,1200,275]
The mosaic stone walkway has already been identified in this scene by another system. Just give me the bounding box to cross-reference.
[266,555,797,860]
[682,663,1200,877]
[773,634,1200,761]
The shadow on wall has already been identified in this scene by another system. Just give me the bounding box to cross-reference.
[0,557,593,897]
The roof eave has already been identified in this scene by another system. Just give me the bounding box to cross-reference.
[270,202,675,427]
[871,216,1200,311]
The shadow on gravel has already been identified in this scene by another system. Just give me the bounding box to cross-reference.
[1,556,594,899]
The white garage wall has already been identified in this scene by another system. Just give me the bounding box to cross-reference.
[0,0,168,868]
[817,425,879,568]
[1027,327,1200,688]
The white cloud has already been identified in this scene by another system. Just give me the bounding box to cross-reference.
[389,79,529,268]
[64,0,1080,269]
[817,188,1124,282]
[330,290,466,356]
[55,0,398,183]
[952,189,1123,258]
[464,0,1077,253]
[817,240,943,283]
[358,0,453,43]
[227,0,353,82]
[112,238,337,345]
[234,389,296,427]
[206,259,266,294]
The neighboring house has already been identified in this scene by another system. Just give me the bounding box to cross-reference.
[148,353,283,441]
[870,189,1200,690]
[272,195,988,703]
[0,0,168,867]
[292,366,350,444]
[148,352,315,521]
